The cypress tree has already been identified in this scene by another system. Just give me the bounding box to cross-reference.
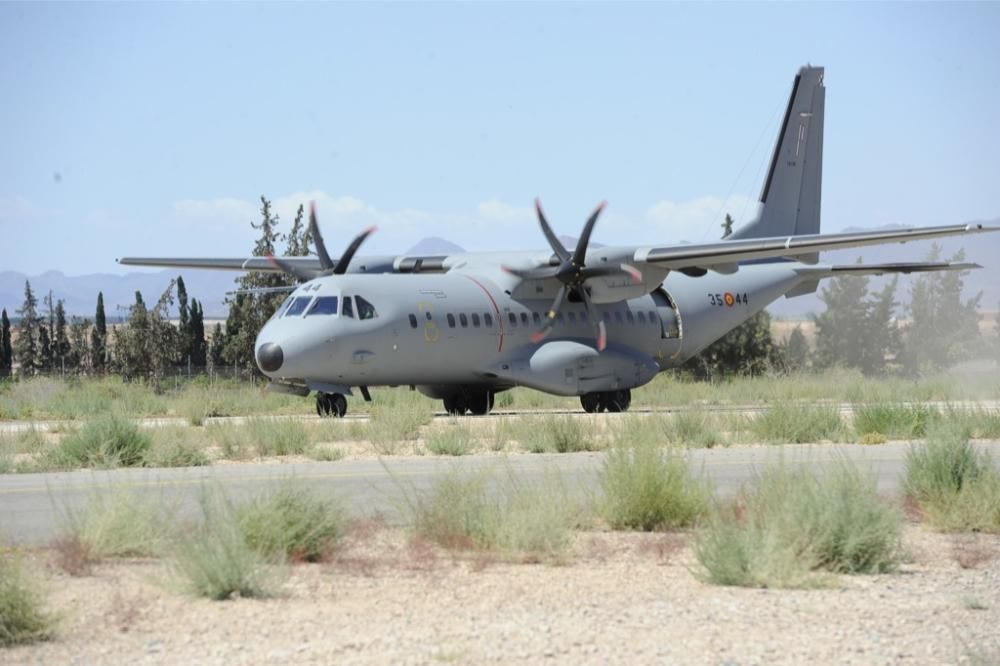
[209,322,226,370]
[91,292,107,373]
[15,281,40,375]
[176,275,190,363]
[782,325,809,372]
[68,316,91,372]
[37,326,52,373]
[54,299,70,371]
[1,308,12,377]
[189,299,207,367]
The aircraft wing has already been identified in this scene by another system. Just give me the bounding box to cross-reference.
[798,261,981,277]
[633,223,998,271]
[116,256,323,273]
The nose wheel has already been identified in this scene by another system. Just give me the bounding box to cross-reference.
[443,390,494,416]
[316,392,347,418]
[580,389,631,413]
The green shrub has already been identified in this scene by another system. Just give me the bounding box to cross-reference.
[168,491,284,600]
[694,462,903,588]
[367,403,431,455]
[599,444,709,531]
[307,445,344,462]
[426,427,474,456]
[664,412,724,448]
[236,483,347,562]
[852,403,936,440]
[248,418,309,457]
[408,467,582,561]
[750,403,844,443]
[0,555,54,647]
[52,414,151,468]
[145,427,210,467]
[905,425,1000,532]
[59,487,177,558]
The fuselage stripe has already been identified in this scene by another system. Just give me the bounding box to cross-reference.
[463,275,504,353]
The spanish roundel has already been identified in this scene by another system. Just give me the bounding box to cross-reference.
[723,292,735,306]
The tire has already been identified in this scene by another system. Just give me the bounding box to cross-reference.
[580,393,602,413]
[604,390,631,413]
[443,395,467,416]
[316,393,330,417]
[330,393,347,418]
[467,391,492,416]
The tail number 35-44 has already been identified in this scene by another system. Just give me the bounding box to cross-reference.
[709,292,748,307]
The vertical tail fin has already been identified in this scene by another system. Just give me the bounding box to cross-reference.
[730,66,825,261]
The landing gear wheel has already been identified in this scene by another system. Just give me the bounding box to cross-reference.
[580,393,602,413]
[443,395,468,416]
[329,393,347,418]
[601,389,632,413]
[467,391,494,416]
[316,392,347,418]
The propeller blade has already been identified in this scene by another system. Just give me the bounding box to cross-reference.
[530,284,567,343]
[266,254,320,282]
[535,198,570,262]
[571,201,606,267]
[578,263,643,283]
[309,202,336,271]
[502,265,560,280]
[332,225,377,275]
[579,288,607,351]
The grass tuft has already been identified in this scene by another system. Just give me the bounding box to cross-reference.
[853,403,936,440]
[750,403,844,443]
[367,402,432,455]
[58,487,177,560]
[426,426,474,456]
[236,483,347,562]
[694,461,903,588]
[51,414,151,468]
[0,555,54,647]
[599,443,709,531]
[167,490,284,600]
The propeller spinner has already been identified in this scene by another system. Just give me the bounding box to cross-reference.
[504,199,641,352]
[267,202,376,281]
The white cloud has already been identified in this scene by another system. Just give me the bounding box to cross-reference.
[476,199,533,225]
[644,195,761,242]
[172,197,258,227]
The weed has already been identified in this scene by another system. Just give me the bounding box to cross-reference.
[0,555,54,647]
[145,427,210,467]
[599,443,709,531]
[167,490,284,600]
[961,595,988,611]
[694,462,903,588]
[248,417,309,457]
[58,487,177,559]
[857,432,888,445]
[307,445,344,462]
[50,414,151,468]
[750,403,844,443]
[368,402,431,455]
[952,535,997,569]
[236,483,347,562]
[426,426,474,456]
[664,412,724,448]
[853,403,937,440]
[50,537,96,577]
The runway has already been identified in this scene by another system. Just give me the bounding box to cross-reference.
[3,441,999,546]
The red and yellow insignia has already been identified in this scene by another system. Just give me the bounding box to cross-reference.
[723,292,735,306]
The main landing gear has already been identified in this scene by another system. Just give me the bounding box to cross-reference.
[316,392,347,418]
[443,390,495,416]
[580,389,632,414]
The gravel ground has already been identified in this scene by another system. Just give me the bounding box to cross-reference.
[5,525,1000,665]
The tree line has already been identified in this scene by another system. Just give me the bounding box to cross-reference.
[2,201,997,384]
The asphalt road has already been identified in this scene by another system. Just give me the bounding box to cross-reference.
[4,441,999,546]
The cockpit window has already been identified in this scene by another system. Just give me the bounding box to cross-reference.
[356,295,377,320]
[306,296,339,316]
[284,296,313,317]
[342,296,354,318]
[271,295,294,320]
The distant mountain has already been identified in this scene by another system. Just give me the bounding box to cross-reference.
[4,226,996,320]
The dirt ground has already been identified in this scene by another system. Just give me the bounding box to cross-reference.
[6,525,999,665]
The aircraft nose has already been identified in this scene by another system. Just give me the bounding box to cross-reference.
[256,342,284,373]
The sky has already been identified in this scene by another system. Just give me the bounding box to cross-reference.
[2,2,999,276]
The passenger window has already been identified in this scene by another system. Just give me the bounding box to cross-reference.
[626,311,635,324]
[637,311,646,324]
[342,296,354,318]
[356,295,377,320]
[603,312,611,323]
[568,312,577,324]
[408,314,418,328]
[508,312,517,327]
[460,313,468,328]
[532,312,541,325]
[284,296,313,317]
[472,313,481,327]
[581,312,588,324]
[520,312,529,325]
[556,312,564,324]
[614,312,623,324]
[306,296,339,316]
[484,313,493,327]
[447,313,456,328]
[649,311,657,324]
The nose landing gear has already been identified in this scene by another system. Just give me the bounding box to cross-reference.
[580,389,632,413]
[316,392,347,418]
[442,389,494,416]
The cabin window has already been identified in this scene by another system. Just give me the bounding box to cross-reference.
[614,311,623,324]
[581,312,589,324]
[306,296,339,316]
[648,310,657,324]
[626,311,634,324]
[637,311,646,324]
[284,296,313,317]
[484,313,493,327]
[520,312,529,325]
[447,313,456,328]
[603,312,612,323]
[408,314,418,328]
[508,312,517,327]
[425,311,432,320]
[556,312,565,324]
[342,296,355,318]
[532,312,541,325]
[568,311,577,324]
[471,313,481,327]
[459,313,468,328]
[356,295,377,320]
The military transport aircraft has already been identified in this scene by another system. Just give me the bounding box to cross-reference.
[120,66,998,417]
